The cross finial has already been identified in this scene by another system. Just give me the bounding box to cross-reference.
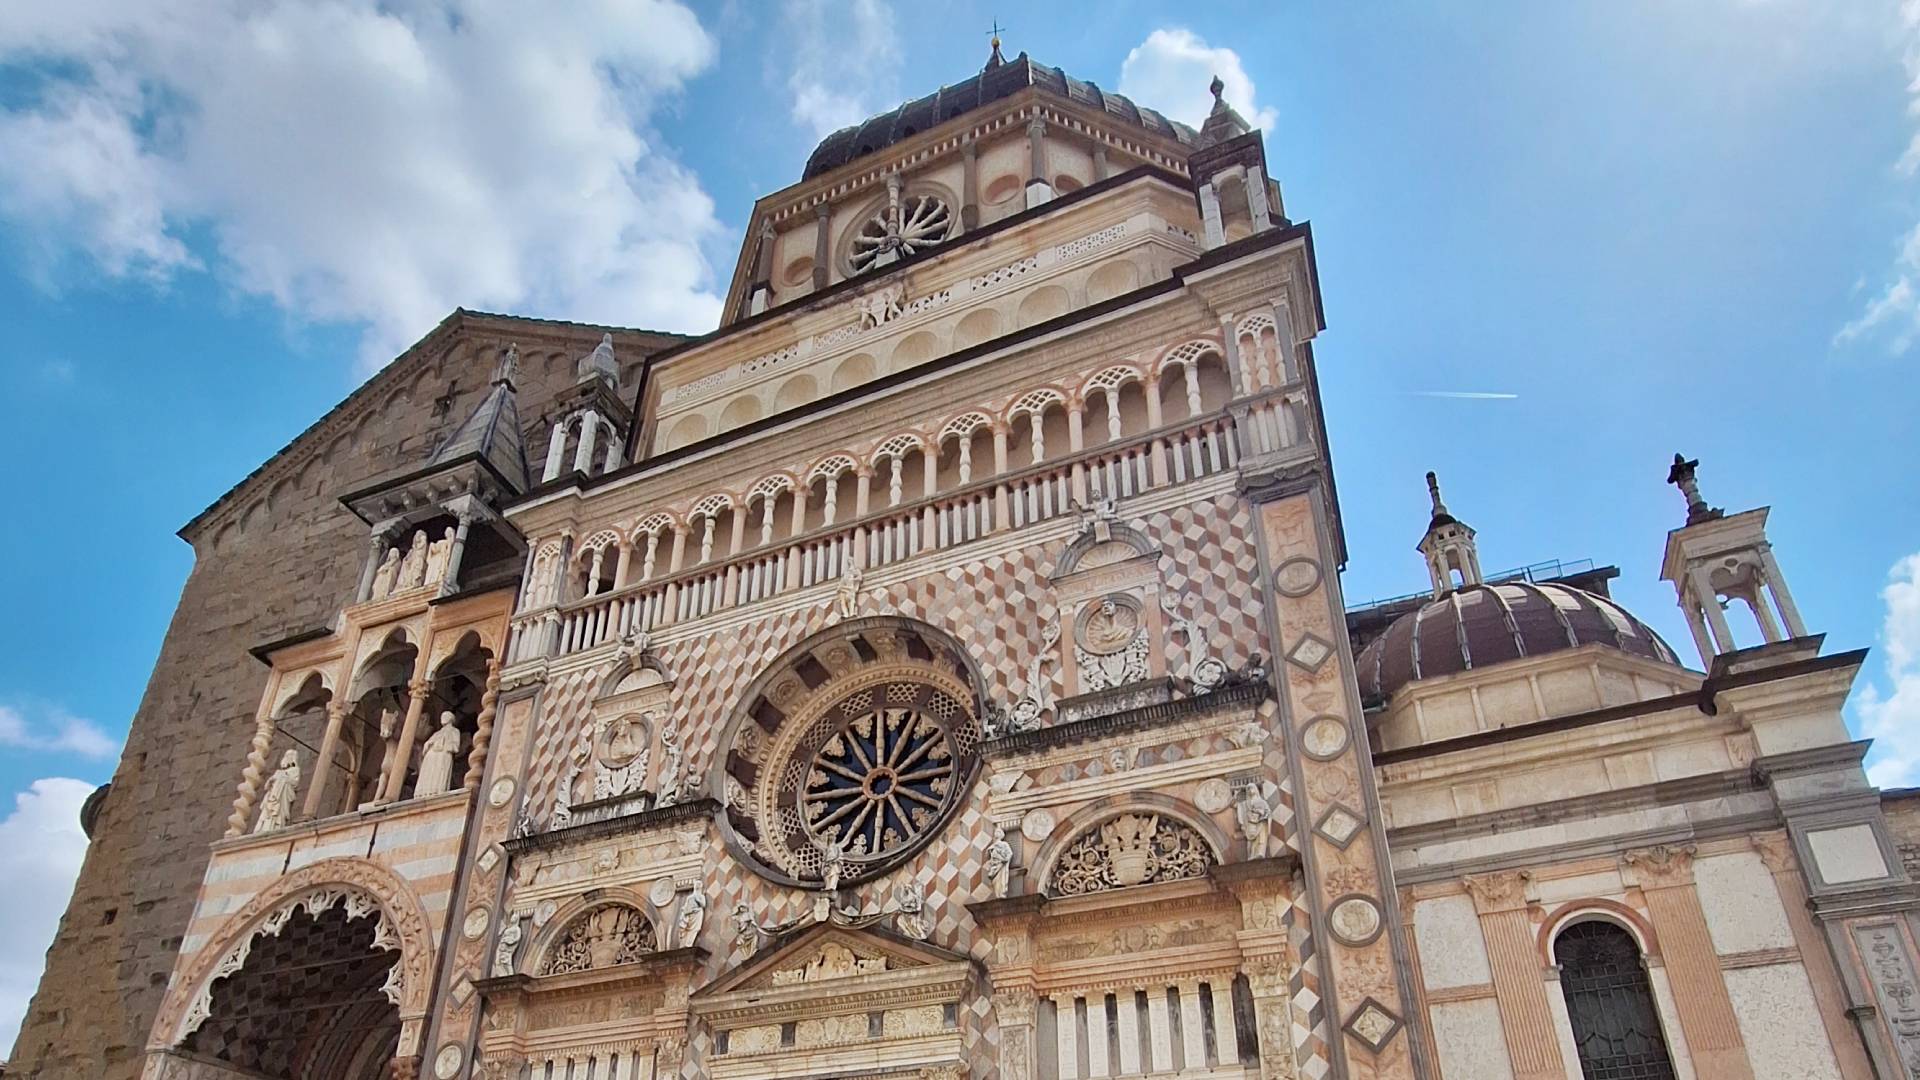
[1666,452,1723,525]
[985,19,1008,67]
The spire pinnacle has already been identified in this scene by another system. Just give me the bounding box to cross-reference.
[1425,470,1447,518]
[1666,452,1723,526]
[492,343,519,389]
[1417,470,1481,597]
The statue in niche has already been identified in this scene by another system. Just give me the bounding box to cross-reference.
[414,711,462,797]
[255,751,301,833]
[424,526,456,587]
[653,716,684,807]
[357,706,401,810]
[370,548,401,600]
[820,839,847,894]
[398,530,430,590]
[984,824,1013,899]
[831,564,864,623]
[1237,786,1273,859]
[675,889,707,947]
[492,911,525,977]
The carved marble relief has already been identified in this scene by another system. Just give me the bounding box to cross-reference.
[1048,813,1215,896]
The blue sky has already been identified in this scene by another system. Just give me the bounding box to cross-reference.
[1,0,1917,1050]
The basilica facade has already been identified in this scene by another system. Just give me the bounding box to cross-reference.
[18,45,1919,1080]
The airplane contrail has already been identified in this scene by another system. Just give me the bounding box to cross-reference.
[1408,391,1520,400]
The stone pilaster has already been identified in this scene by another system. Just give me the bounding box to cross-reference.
[1461,871,1564,1080]
[1622,844,1753,1080]
[1751,833,1875,1078]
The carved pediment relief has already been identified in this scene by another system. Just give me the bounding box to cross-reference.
[695,923,968,1000]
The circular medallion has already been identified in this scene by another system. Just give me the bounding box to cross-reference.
[1021,807,1057,843]
[1274,557,1323,598]
[1076,594,1145,655]
[487,777,516,807]
[1194,778,1234,815]
[433,1044,464,1079]
[595,712,651,769]
[1310,767,1350,800]
[649,877,677,908]
[1300,715,1350,761]
[714,620,985,889]
[461,907,491,940]
[534,899,558,927]
[1328,894,1384,946]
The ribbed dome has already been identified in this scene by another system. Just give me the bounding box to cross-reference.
[1355,582,1682,704]
[801,52,1196,181]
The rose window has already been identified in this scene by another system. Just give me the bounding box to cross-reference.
[850,194,952,274]
[802,684,957,857]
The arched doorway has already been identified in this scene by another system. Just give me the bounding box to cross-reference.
[180,900,400,1079]
[1554,920,1678,1080]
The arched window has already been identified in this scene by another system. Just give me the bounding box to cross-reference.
[1554,920,1677,1080]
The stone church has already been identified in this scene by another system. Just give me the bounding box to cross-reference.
[12,43,1918,1080]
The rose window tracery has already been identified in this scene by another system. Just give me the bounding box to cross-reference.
[802,683,958,857]
[1048,813,1215,897]
[539,904,655,975]
[714,619,986,888]
[850,194,952,274]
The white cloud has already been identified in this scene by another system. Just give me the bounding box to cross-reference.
[0,704,119,759]
[1835,1,1920,354]
[1860,552,1920,787]
[782,0,899,140]
[1118,28,1277,133]
[0,778,95,1054]
[0,0,727,371]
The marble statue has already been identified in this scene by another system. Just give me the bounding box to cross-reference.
[414,711,461,797]
[370,548,401,599]
[833,564,864,622]
[424,526,456,587]
[1237,786,1273,859]
[675,890,707,948]
[730,902,761,954]
[653,718,684,808]
[491,912,524,977]
[398,530,429,590]
[984,824,1014,899]
[255,750,300,833]
[821,839,847,894]
[893,881,931,940]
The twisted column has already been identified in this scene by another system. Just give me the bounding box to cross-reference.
[225,708,282,837]
[464,661,502,791]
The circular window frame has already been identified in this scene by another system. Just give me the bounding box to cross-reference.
[835,182,960,278]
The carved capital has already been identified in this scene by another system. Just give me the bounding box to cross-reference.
[407,679,431,700]
[993,985,1038,1026]
[1622,843,1698,889]
[1462,870,1533,915]
[1751,831,1796,873]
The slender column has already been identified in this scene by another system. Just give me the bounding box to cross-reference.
[886,458,904,506]
[542,417,570,481]
[922,449,938,497]
[669,529,687,574]
[822,477,840,526]
[1093,144,1110,180]
[1030,413,1046,463]
[1146,388,1168,485]
[1183,365,1203,416]
[1270,299,1301,384]
[728,507,748,558]
[612,539,633,591]
[961,138,981,230]
[464,660,501,790]
[854,465,872,518]
[1462,872,1567,1080]
[1757,547,1807,637]
[379,678,432,804]
[357,530,388,602]
[1199,182,1225,248]
[1246,164,1273,231]
[1055,994,1080,1079]
[1680,595,1716,669]
[1178,982,1208,1070]
[298,702,352,820]
[956,439,973,484]
[1748,593,1783,642]
[226,693,283,836]
[1623,845,1754,1080]
[791,487,809,536]
[759,497,777,545]
[438,512,473,597]
[1102,388,1122,441]
[1209,982,1238,1067]
[574,411,601,474]
[604,434,624,472]
[749,220,776,313]
[1219,314,1250,396]
[1068,403,1087,503]
[992,424,1011,530]
[1115,991,1141,1074]
[1025,115,1053,208]
[587,548,606,594]
[1690,568,1736,653]
[699,515,717,563]
[1146,988,1174,1073]
[1085,994,1111,1077]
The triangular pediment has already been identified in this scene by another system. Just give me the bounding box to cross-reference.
[696,922,969,998]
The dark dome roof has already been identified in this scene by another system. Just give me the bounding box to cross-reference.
[1355,582,1682,704]
[802,52,1197,181]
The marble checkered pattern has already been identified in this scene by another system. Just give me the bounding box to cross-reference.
[1151,494,1268,677]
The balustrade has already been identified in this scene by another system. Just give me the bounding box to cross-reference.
[508,392,1305,664]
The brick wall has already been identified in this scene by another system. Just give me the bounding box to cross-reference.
[6,313,681,1078]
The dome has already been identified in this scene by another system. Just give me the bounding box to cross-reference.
[1355,581,1682,704]
[801,51,1197,181]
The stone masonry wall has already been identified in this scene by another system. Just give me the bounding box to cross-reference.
[7,313,682,1079]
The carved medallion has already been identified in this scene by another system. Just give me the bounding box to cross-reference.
[433,1044,464,1079]
[1273,556,1323,597]
[534,899,557,927]
[487,777,516,807]
[1194,778,1234,814]
[1299,715,1349,760]
[461,907,491,940]
[1021,807,1057,843]
[649,877,678,908]
[1328,894,1384,946]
